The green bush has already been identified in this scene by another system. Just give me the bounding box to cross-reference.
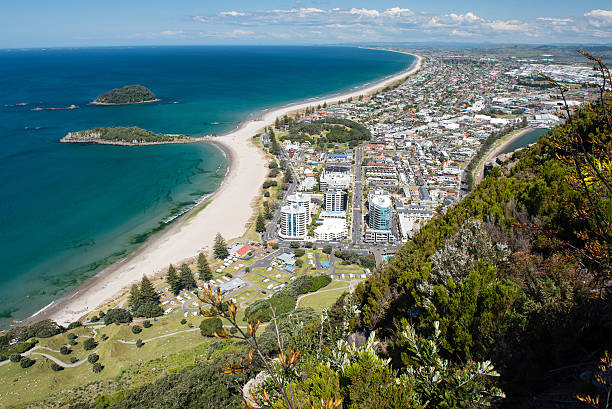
[294,249,306,257]
[9,353,21,362]
[51,363,63,371]
[90,315,99,323]
[200,318,223,337]
[70,357,79,363]
[14,340,37,354]
[290,241,300,249]
[59,345,70,355]
[67,333,77,341]
[69,340,77,346]
[134,302,163,318]
[66,321,82,330]
[322,245,333,254]
[272,243,279,250]
[136,339,144,348]
[142,320,152,328]
[244,296,297,323]
[131,325,142,334]
[0,354,7,362]
[87,353,99,364]
[83,338,97,351]
[92,362,103,373]
[20,357,34,368]
[103,308,132,325]
[180,318,187,325]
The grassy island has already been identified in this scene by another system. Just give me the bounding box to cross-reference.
[93,85,158,105]
[61,126,193,145]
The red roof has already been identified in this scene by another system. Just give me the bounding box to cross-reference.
[236,245,252,256]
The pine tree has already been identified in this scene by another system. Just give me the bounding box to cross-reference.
[197,253,212,281]
[179,263,197,289]
[128,284,141,311]
[166,264,181,295]
[255,213,266,233]
[139,275,159,304]
[213,233,229,259]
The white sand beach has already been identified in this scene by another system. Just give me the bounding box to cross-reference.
[44,52,423,325]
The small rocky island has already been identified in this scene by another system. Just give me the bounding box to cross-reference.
[91,85,159,105]
[60,126,194,145]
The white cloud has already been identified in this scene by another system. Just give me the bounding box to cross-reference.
[186,7,610,43]
[220,11,246,17]
[584,9,612,27]
[229,29,254,36]
[348,8,380,18]
[160,30,185,36]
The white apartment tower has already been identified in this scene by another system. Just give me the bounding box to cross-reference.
[279,203,307,239]
[286,192,311,223]
[324,188,347,212]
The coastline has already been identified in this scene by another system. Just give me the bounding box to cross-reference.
[474,126,535,184]
[34,51,423,326]
[89,98,161,106]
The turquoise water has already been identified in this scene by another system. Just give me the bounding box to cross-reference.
[500,128,550,154]
[0,46,415,327]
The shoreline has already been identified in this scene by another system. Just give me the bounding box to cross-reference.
[474,126,536,184]
[89,98,161,106]
[25,50,423,327]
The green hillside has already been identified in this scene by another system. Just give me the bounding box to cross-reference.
[94,85,157,104]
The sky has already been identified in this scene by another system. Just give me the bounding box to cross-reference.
[1,0,611,48]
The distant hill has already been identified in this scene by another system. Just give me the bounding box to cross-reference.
[93,85,158,105]
[61,126,191,145]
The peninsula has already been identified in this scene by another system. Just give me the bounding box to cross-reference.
[60,126,193,145]
[91,84,159,105]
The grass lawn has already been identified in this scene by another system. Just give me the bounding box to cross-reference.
[298,287,350,312]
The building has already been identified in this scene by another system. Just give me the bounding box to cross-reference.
[320,167,351,190]
[397,205,434,241]
[286,192,311,223]
[314,218,348,241]
[368,190,392,230]
[364,228,395,243]
[279,203,308,239]
[324,188,347,212]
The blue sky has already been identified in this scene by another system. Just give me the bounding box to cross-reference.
[1,0,611,48]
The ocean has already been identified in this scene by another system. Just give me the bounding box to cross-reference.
[0,45,415,328]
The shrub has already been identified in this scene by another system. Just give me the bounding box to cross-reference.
[264,191,270,197]
[131,325,142,334]
[70,357,79,363]
[51,363,63,371]
[244,296,297,323]
[101,334,109,341]
[87,353,99,364]
[66,321,82,330]
[294,249,306,257]
[9,353,21,363]
[14,340,37,354]
[59,345,71,355]
[83,338,97,351]
[26,319,63,339]
[92,362,103,373]
[90,315,99,323]
[180,318,187,325]
[103,308,132,325]
[69,340,77,346]
[67,333,77,341]
[134,302,163,318]
[290,241,300,249]
[322,245,333,254]
[0,354,6,362]
[200,318,223,337]
[98,311,106,318]
[136,339,144,348]
[142,320,152,328]
[272,243,279,250]
[20,357,34,368]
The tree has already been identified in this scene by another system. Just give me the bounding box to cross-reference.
[166,264,181,295]
[92,362,103,373]
[83,338,97,351]
[255,213,266,233]
[128,284,140,312]
[214,233,229,259]
[179,264,197,290]
[290,241,300,249]
[87,353,99,364]
[103,308,132,325]
[197,253,212,281]
[138,275,159,305]
[200,318,223,337]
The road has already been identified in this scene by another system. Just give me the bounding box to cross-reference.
[352,145,364,245]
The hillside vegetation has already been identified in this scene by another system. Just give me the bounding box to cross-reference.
[63,126,190,144]
[94,85,157,104]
